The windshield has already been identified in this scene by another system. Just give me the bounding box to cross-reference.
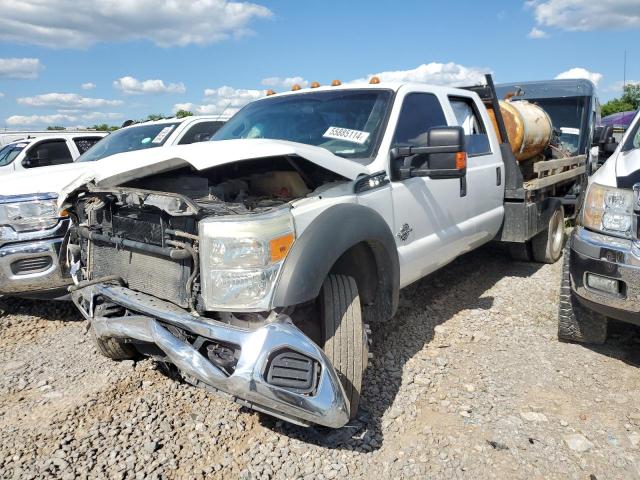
[528,97,587,155]
[0,143,26,167]
[212,89,393,160]
[76,123,180,162]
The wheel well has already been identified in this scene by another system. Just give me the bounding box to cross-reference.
[329,240,395,323]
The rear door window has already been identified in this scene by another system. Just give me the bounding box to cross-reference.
[449,97,491,156]
[74,136,104,154]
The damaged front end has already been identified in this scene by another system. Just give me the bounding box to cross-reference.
[64,155,352,428]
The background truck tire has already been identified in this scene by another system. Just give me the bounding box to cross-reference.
[320,274,367,420]
[557,246,608,344]
[532,205,565,264]
[91,325,139,360]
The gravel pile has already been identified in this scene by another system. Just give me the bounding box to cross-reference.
[2,245,640,479]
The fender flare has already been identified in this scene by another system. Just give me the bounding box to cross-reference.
[272,203,400,314]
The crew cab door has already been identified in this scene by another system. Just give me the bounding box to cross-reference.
[445,95,504,242]
[389,91,477,287]
[20,139,74,170]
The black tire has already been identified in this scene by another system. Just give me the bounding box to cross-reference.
[509,241,532,262]
[320,274,367,420]
[557,246,607,344]
[532,205,565,264]
[91,324,138,360]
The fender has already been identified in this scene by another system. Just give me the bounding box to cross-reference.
[272,203,400,314]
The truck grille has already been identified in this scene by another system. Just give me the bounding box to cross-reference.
[90,242,191,308]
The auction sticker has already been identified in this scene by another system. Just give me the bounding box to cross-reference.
[151,126,175,144]
[323,126,370,144]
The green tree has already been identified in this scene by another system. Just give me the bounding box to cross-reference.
[91,123,119,132]
[146,114,165,121]
[601,83,640,117]
[46,125,65,130]
[175,109,194,119]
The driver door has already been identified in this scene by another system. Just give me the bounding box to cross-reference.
[390,92,476,287]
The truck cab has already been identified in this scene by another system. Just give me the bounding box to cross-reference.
[558,110,640,344]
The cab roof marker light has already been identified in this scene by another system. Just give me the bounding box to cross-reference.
[331,80,342,86]
[266,89,276,96]
[369,76,381,84]
[291,84,302,91]
[310,81,320,88]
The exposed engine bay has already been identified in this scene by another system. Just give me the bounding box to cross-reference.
[66,155,347,316]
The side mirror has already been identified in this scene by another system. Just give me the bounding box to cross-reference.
[22,157,36,168]
[391,126,467,180]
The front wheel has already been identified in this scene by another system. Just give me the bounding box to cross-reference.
[320,274,367,420]
[90,324,139,360]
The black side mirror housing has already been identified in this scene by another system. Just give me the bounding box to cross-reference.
[22,157,36,168]
[391,126,467,180]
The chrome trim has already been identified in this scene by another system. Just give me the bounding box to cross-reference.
[73,284,350,428]
[0,192,58,204]
[0,237,70,294]
[0,218,70,249]
[571,226,640,311]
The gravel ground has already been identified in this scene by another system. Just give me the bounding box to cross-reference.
[2,245,640,479]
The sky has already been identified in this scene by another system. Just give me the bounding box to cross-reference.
[0,0,638,129]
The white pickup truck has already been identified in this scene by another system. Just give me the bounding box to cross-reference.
[0,115,227,299]
[61,75,588,428]
[0,132,108,175]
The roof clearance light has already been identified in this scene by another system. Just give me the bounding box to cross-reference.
[291,84,302,91]
[266,89,276,96]
[331,80,342,86]
[369,76,381,84]
[310,81,320,88]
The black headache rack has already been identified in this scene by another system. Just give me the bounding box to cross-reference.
[461,74,587,243]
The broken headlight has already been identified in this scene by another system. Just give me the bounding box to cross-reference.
[582,183,635,238]
[199,209,295,311]
[0,193,62,236]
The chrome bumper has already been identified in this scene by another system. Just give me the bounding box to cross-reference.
[570,226,640,321]
[72,284,350,428]
[0,237,70,296]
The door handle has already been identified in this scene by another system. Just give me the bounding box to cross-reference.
[496,166,502,186]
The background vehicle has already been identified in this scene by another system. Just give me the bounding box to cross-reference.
[0,130,103,148]
[558,110,640,344]
[62,75,594,428]
[0,132,108,175]
[0,115,228,299]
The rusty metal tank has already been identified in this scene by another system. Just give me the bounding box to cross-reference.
[487,100,553,162]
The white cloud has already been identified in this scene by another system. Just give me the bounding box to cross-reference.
[0,92,4,99]
[17,93,123,109]
[555,67,603,86]
[351,62,490,86]
[81,82,96,90]
[173,103,195,113]
[198,86,264,115]
[527,27,548,39]
[113,76,186,95]
[528,0,640,31]
[5,112,122,127]
[0,58,42,79]
[0,0,272,48]
[261,76,309,89]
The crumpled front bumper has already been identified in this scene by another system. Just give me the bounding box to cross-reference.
[0,220,71,297]
[72,283,350,428]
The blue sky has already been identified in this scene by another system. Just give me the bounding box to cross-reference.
[0,0,638,129]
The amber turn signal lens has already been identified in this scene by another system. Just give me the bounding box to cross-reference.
[291,84,301,91]
[59,209,69,217]
[369,76,380,84]
[269,233,295,262]
[455,152,467,170]
[331,79,342,86]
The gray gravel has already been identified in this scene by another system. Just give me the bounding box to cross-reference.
[2,245,640,479]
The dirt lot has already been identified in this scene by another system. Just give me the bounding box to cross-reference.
[1,246,640,479]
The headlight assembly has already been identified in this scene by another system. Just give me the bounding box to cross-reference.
[0,193,62,236]
[582,183,635,238]
[199,209,295,311]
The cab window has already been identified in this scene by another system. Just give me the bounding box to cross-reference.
[392,93,447,146]
[449,97,491,156]
[74,136,103,154]
[24,140,73,168]
[179,121,225,145]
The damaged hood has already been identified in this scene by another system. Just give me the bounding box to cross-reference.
[59,139,367,203]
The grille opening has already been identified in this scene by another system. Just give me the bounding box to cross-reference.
[266,349,319,394]
[10,256,53,275]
